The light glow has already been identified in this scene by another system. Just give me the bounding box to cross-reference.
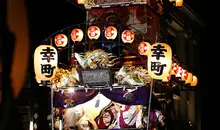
[67,88,75,93]
[29,121,33,130]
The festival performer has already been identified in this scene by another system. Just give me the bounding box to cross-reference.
[119,104,143,128]
[148,109,165,130]
[74,105,98,130]
[96,109,115,129]
[63,107,75,130]
[110,104,143,129]
[63,105,98,130]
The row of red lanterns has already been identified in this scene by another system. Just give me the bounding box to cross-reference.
[54,26,135,47]
[164,62,198,87]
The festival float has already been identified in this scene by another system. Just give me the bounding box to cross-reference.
[33,0,198,130]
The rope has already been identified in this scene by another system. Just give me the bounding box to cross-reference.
[146,79,154,130]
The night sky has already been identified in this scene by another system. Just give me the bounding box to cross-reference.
[26,0,86,49]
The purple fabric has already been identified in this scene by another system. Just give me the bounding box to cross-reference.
[54,86,161,109]
[100,87,150,106]
[150,110,158,128]
[54,89,98,108]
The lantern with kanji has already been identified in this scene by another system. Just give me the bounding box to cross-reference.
[175,66,183,78]
[34,45,58,84]
[148,43,172,80]
[121,30,135,43]
[71,28,84,42]
[87,26,101,40]
[162,74,171,82]
[138,42,151,56]
[191,75,198,86]
[185,72,192,84]
[54,34,68,47]
[105,26,117,40]
[170,61,179,75]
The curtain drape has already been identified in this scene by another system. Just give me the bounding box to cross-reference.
[54,86,162,110]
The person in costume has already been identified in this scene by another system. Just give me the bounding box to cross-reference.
[108,103,143,129]
[62,105,98,130]
[74,105,98,130]
[97,109,115,129]
[118,104,143,128]
[63,107,75,130]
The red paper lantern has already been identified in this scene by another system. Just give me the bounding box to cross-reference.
[181,69,188,81]
[138,42,151,56]
[87,26,101,40]
[105,26,117,40]
[170,61,179,75]
[121,30,135,43]
[175,66,183,78]
[71,28,84,42]
[54,34,68,47]
[185,72,192,84]
[191,75,198,86]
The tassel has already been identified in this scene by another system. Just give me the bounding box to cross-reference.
[95,95,100,108]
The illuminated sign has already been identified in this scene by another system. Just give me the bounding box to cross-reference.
[34,45,58,85]
[79,68,112,86]
[148,43,172,80]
